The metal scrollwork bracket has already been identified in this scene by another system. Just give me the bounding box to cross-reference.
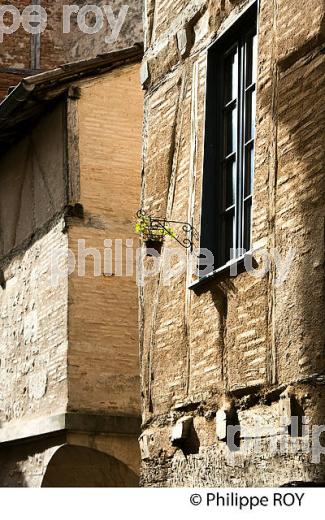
[136,210,199,252]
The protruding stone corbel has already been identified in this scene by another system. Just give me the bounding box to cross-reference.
[139,432,151,461]
[171,416,193,445]
[140,60,150,88]
[279,389,293,428]
[216,409,228,441]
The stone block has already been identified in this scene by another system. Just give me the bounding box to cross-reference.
[216,409,228,441]
[171,417,193,443]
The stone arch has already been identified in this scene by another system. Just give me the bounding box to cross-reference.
[41,445,139,487]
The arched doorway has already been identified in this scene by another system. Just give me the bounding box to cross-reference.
[42,445,139,487]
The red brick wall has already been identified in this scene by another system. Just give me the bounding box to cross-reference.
[0,71,24,98]
[0,1,143,98]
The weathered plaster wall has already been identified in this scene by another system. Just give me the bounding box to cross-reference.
[67,63,143,416]
[0,101,69,427]
[140,0,325,486]
[0,103,66,259]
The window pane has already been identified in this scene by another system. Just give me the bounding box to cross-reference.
[225,158,236,208]
[224,50,238,103]
[225,107,237,155]
[243,200,252,251]
[244,143,254,197]
[246,33,257,86]
[245,88,256,141]
[201,7,257,272]
[252,34,257,84]
[224,209,236,262]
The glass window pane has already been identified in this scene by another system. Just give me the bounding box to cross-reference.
[225,158,236,208]
[224,50,238,103]
[246,33,257,86]
[245,88,256,141]
[203,15,257,270]
[224,209,236,262]
[252,34,257,84]
[244,143,254,197]
[243,200,252,251]
[252,89,256,136]
[225,107,237,155]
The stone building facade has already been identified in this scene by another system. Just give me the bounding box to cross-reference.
[139,0,325,486]
[0,0,143,98]
[0,46,144,486]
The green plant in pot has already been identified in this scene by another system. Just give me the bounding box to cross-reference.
[135,213,176,243]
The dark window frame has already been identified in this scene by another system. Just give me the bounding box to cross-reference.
[199,2,258,277]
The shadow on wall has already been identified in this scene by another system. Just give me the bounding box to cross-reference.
[0,448,28,488]
[272,41,325,483]
[0,437,139,487]
[275,46,325,385]
[0,419,27,486]
[42,445,139,488]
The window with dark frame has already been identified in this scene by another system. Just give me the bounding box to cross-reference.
[200,4,258,276]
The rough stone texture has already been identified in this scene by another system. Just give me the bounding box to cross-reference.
[54,0,144,63]
[0,220,69,425]
[140,0,325,486]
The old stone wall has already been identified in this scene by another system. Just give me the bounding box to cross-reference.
[0,101,69,427]
[140,0,325,486]
[52,0,143,64]
[0,218,69,426]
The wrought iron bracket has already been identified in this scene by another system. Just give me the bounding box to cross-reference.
[136,210,198,251]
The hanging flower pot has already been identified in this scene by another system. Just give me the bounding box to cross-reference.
[135,211,176,244]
